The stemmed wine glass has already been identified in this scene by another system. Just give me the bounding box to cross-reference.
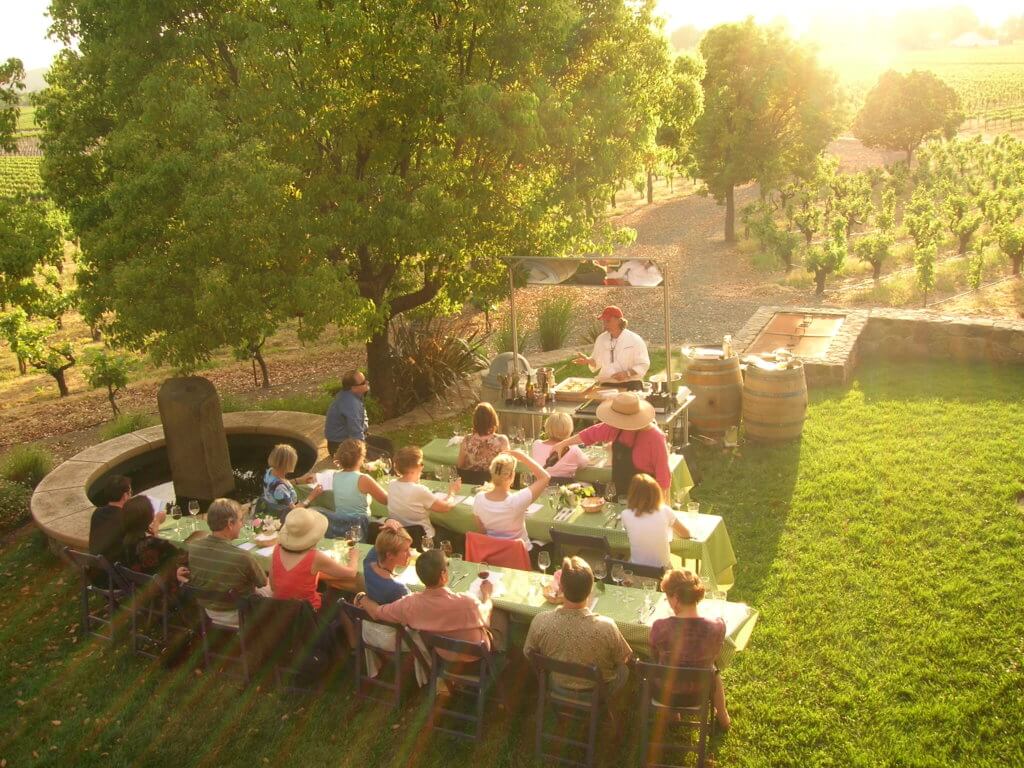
[611,563,625,587]
[421,535,434,553]
[346,526,361,547]
[592,559,608,583]
[440,539,453,557]
[604,481,618,505]
[171,504,182,521]
[188,500,200,517]
[537,551,552,587]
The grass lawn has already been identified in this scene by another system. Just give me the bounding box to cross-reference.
[1,359,1023,767]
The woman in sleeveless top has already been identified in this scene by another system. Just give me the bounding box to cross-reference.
[331,439,389,540]
[270,506,358,613]
[457,402,511,473]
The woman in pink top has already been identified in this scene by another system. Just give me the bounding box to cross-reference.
[270,506,358,614]
[532,412,589,484]
[552,392,670,493]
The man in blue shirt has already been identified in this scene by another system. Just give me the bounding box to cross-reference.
[324,370,393,459]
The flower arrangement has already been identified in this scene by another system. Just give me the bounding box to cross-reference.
[250,517,281,536]
[363,459,391,483]
[556,482,595,512]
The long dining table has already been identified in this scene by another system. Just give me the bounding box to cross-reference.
[159,518,757,666]
[306,476,736,591]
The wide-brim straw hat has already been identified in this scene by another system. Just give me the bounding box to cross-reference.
[277,506,329,551]
[596,392,655,431]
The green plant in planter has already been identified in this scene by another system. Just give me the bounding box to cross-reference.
[537,296,575,351]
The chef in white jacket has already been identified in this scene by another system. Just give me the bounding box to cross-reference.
[574,306,650,390]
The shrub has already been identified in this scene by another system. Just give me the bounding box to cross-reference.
[0,444,54,488]
[100,412,157,441]
[320,378,342,397]
[581,321,604,346]
[536,296,575,351]
[0,479,32,533]
[494,313,529,353]
[219,392,249,413]
[84,349,134,416]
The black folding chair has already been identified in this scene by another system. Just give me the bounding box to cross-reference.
[114,565,192,660]
[64,548,128,643]
[603,557,666,588]
[635,661,716,768]
[179,584,249,682]
[238,594,339,692]
[548,529,611,570]
[456,467,491,485]
[338,599,429,709]
[529,652,608,768]
[420,632,503,741]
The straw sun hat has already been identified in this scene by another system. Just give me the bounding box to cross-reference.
[277,506,329,551]
[596,392,655,431]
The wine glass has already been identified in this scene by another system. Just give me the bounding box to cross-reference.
[604,481,618,504]
[380,456,393,475]
[421,535,434,552]
[188,500,200,517]
[171,504,182,521]
[537,551,551,576]
[611,564,625,586]
[440,539,453,557]
[592,559,608,583]
[347,526,361,547]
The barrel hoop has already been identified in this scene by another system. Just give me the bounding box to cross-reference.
[744,418,806,429]
[743,389,807,399]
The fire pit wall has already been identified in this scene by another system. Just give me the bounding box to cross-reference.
[734,306,1024,387]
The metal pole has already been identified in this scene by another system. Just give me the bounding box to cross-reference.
[508,264,520,378]
[663,262,672,384]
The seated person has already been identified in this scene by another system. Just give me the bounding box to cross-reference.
[650,569,731,731]
[457,402,510,474]
[472,450,549,551]
[357,549,507,658]
[531,413,589,483]
[185,498,271,627]
[120,495,184,585]
[363,521,413,605]
[620,474,691,569]
[523,556,632,696]
[88,474,133,585]
[269,506,359,613]
[262,443,323,519]
[331,438,389,541]
[387,446,460,542]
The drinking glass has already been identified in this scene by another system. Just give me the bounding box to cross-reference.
[347,526,361,546]
[710,588,728,602]
[592,559,608,582]
[537,551,551,575]
[623,569,634,588]
[673,490,687,511]
[171,504,182,521]
[440,539,453,557]
[421,535,434,552]
[188,500,200,517]
[611,564,625,586]
[687,501,700,519]
[381,456,393,475]
[604,481,618,504]
[478,561,490,579]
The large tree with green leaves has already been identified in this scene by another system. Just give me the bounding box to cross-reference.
[692,19,842,242]
[39,0,669,415]
[853,70,963,164]
[0,57,25,152]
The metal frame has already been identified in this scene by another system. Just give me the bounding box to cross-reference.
[504,256,673,384]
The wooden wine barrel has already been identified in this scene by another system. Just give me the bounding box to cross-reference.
[683,353,743,435]
[742,361,808,442]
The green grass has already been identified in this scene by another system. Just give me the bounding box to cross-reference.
[99,413,158,441]
[1,359,1023,766]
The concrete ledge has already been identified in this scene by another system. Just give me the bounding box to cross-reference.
[31,411,326,551]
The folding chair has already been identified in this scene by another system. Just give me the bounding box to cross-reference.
[64,548,128,643]
[465,531,531,571]
[420,632,503,741]
[529,652,608,768]
[338,599,429,708]
[456,468,491,485]
[179,584,249,682]
[635,661,716,768]
[238,594,339,692]
[603,557,666,588]
[114,565,192,660]
[548,529,611,570]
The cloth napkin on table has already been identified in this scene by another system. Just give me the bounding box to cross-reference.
[468,573,506,600]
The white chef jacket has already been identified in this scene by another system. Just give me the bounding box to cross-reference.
[589,328,650,383]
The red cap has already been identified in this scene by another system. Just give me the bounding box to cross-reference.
[597,306,624,321]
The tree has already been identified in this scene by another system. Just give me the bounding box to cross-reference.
[40,0,670,417]
[853,70,963,164]
[854,231,894,282]
[997,225,1024,276]
[943,192,982,255]
[0,58,25,152]
[648,54,704,202]
[693,19,842,241]
[0,308,74,396]
[904,188,943,250]
[805,218,847,295]
[84,348,132,415]
[915,242,937,305]
[0,197,64,311]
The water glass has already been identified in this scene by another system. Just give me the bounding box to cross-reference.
[171,504,182,521]
[188,500,200,517]
[611,564,625,586]
[537,551,552,575]
[623,569,634,588]
[440,539,453,557]
[347,526,361,546]
[604,481,618,504]
[421,535,434,552]
[687,501,700,519]
[592,560,608,582]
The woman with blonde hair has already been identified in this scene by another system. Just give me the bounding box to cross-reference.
[472,449,550,550]
[650,568,731,731]
[457,402,510,474]
[531,412,589,484]
[262,443,323,519]
[620,473,691,568]
[387,445,460,543]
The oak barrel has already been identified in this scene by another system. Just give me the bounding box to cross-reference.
[742,361,808,442]
[683,352,743,435]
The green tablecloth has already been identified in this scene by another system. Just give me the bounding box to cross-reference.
[159,522,756,666]
[420,437,695,502]
[309,477,735,590]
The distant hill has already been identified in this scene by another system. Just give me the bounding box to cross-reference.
[23,67,48,93]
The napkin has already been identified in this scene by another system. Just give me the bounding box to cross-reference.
[468,573,506,600]
[256,546,275,557]
[315,471,335,491]
[395,567,422,586]
[525,503,543,516]
[447,435,465,446]
[238,542,258,551]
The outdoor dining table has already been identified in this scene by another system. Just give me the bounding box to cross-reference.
[419,437,695,503]
[308,476,736,590]
[158,519,757,666]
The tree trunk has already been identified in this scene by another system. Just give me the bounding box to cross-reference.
[1014,255,1022,276]
[958,233,970,255]
[815,269,827,295]
[17,356,27,375]
[55,315,63,330]
[906,147,914,165]
[365,328,397,418]
[873,261,882,281]
[783,251,792,272]
[253,347,270,388]
[646,171,653,204]
[90,324,102,342]
[53,369,70,397]
[107,385,121,416]
[724,186,736,243]
[610,191,616,208]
